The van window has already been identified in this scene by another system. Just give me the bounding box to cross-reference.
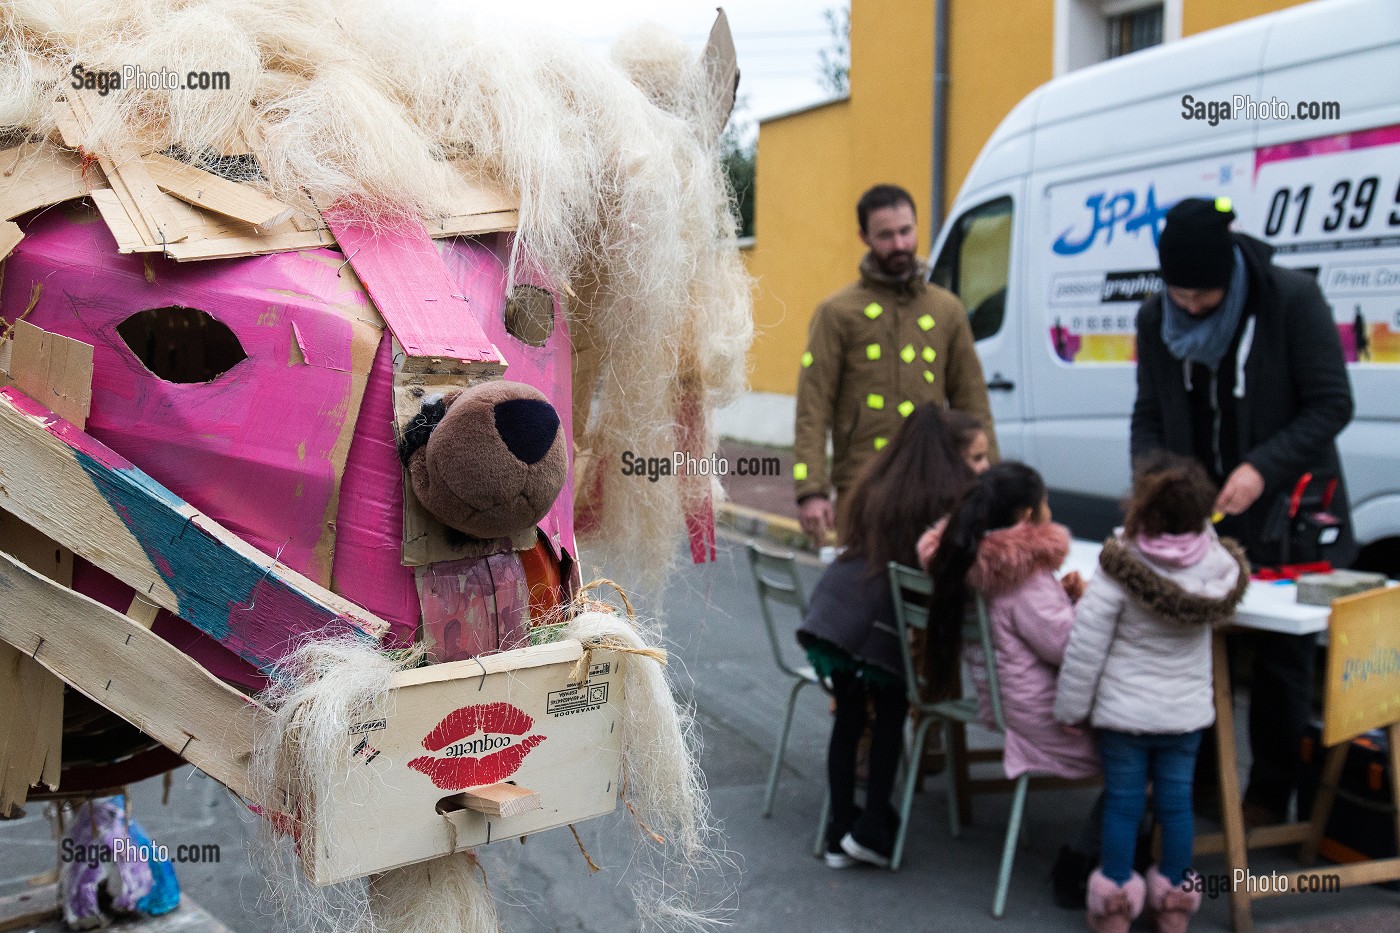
[931,196,1012,341]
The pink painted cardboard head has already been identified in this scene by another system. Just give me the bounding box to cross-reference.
[2,201,576,708]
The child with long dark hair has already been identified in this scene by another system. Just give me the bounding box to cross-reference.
[915,408,992,569]
[925,462,1102,902]
[797,403,976,868]
[926,462,1099,780]
[1055,455,1248,933]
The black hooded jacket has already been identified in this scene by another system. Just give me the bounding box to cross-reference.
[1131,233,1356,567]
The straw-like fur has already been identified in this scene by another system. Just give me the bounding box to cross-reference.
[566,610,735,931]
[0,0,753,581]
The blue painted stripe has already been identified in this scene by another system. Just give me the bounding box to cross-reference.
[72,448,361,672]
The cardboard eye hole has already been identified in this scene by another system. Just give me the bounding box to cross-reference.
[117,306,247,383]
[503,285,555,347]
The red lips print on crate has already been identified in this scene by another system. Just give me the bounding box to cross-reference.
[407,701,546,790]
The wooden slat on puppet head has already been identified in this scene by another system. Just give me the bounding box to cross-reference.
[0,387,388,674]
[0,319,92,815]
[323,208,521,568]
[0,549,265,801]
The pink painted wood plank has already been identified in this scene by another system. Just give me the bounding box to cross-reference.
[323,209,501,365]
[419,552,528,663]
[4,210,371,593]
[437,237,576,560]
[0,388,386,674]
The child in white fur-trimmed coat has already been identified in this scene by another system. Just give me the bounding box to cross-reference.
[1055,454,1249,933]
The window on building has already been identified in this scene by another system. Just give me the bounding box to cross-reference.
[931,197,1012,342]
[1055,0,1179,75]
[1106,3,1163,58]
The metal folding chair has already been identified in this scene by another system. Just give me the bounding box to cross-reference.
[887,562,944,871]
[745,541,828,822]
[890,564,1071,916]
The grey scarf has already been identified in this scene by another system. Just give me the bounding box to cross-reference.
[1161,245,1247,369]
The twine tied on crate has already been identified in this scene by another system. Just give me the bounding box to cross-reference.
[567,579,667,685]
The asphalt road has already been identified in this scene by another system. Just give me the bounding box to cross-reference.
[2,534,1396,932]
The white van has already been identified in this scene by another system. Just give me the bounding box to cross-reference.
[930,0,1400,571]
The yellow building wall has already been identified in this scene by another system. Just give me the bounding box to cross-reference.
[847,0,935,213]
[744,0,1307,398]
[945,0,1053,218]
[745,100,856,395]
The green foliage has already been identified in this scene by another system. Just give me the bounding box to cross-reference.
[721,100,755,239]
[819,5,850,96]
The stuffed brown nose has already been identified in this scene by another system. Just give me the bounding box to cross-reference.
[493,397,560,465]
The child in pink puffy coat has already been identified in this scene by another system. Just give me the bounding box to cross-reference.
[926,462,1103,908]
[927,462,1099,781]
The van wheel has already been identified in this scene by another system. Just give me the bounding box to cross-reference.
[1352,537,1400,579]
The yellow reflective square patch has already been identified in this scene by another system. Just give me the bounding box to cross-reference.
[1215,196,1233,213]
[793,462,809,481]
[864,303,883,320]
[922,346,936,363]
[866,344,881,360]
[924,370,935,383]
[801,351,814,368]
[874,437,888,451]
[900,344,916,364]
[866,393,885,410]
[897,400,915,417]
[917,314,935,331]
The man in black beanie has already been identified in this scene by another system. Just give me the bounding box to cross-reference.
[1130,196,1355,827]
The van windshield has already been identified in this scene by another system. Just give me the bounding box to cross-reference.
[932,196,1012,341]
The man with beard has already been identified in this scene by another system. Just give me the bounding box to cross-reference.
[795,184,996,544]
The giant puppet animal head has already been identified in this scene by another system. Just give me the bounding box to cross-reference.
[0,0,749,856]
[0,3,750,664]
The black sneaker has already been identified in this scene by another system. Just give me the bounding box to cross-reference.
[840,830,892,869]
[1051,845,1092,908]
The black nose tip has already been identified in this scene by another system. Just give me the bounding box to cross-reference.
[493,397,560,465]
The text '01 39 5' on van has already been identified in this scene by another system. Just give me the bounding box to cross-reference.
[931,0,1400,573]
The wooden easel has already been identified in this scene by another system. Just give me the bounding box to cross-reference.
[1196,585,1400,931]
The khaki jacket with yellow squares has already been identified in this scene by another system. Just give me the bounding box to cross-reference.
[794,255,997,502]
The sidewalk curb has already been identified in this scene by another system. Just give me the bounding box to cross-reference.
[716,501,813,552]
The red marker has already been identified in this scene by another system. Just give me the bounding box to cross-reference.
[1288,472,1313,519]
[407,702,545,790]
[1321,477,1338,512]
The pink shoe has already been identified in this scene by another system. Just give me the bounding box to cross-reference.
[1086,869,1145,933]
[1145,866,1203,933]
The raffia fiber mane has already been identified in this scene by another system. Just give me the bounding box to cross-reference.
[0,0,753,581]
